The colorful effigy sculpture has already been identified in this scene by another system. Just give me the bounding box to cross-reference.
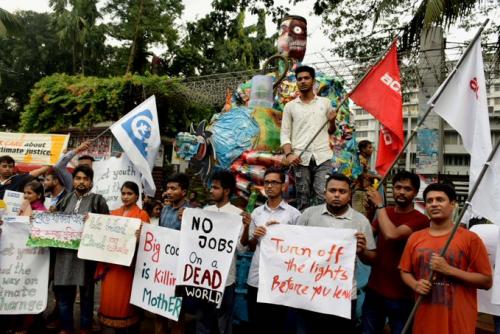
[174,15,362,202]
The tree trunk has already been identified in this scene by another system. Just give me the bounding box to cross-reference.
[125,0,145,74]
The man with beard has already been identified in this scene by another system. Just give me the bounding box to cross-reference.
[362,171,429,334]
[242,166,301,333]
[53,140,93,192]
[296,173,376,333]
[399,183,491,334]
[195,170,248,334]
[281,65,337,210]
[54,165,109,334]
[44,170,68,210]
[159,173,190,230]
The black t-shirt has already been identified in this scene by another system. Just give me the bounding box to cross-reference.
[0,174,33,200]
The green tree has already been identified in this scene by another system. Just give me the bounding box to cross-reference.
[246,0,498,61]
[0,7,22,37]
[20,74,214,136]
[49,0,102,75]
[168,2,276,76]
[0,11,74,130]
[103,0,184,74]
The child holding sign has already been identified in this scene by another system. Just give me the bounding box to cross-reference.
[96,181,149,332]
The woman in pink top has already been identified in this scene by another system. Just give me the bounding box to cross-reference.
[19,180,47,216]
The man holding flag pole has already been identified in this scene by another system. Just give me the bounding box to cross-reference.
[394,19,499,334]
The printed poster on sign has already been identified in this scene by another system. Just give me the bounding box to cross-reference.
[3,190,24,215]
[176,208,241,305]
[258,224,356,319]
[77,213,141,266]
[27,212,85,249]
[0,216,50,314]
[130,224,182,321]
[0,132,69,165]
[92,155,142,211]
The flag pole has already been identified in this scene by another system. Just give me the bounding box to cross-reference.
[91,128,110,142]
[401,139,500,334]
[297,38,399,160]
[378,18,490,185]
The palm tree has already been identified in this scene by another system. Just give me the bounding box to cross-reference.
[374,0,481,49]
[49,0,99,75]
[0,7,22,38]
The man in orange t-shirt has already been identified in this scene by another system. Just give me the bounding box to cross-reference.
[399,183,492,334]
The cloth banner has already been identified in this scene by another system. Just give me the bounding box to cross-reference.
[0,216,49,314]
[349,40,404,176]
[176,208,241,305]
[0,132,69,165]
[130,224,182,321]
[470,224,500,314]
[257,224,357,319]
[77,213,141,266]
[110,95,161,196]
[3,190,24,215]
[27,212,84,249]
[430,38,492,223]
[92,155,142,211]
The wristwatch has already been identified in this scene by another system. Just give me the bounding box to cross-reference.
[376,203,385,210]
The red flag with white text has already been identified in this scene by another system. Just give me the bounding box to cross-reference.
[350,40,404,176]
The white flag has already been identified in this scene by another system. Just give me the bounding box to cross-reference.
[430,38,492,221]
[110,96,160,196]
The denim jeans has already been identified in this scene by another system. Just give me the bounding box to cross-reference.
[56,284,95,331]
[294,159,331,211]
[361,289,414,334]
[196,284,235,334]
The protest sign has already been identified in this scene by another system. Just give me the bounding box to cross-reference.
[470,224,500,315]
[77,213,141,266]
[0,132,69,165]
[27,212,84,249]
[3,190,24,215]
[130,224,182,321]
[258,224,357,319]
[0,216,50,314]
[176,208,241,305]
[92,156,142,211]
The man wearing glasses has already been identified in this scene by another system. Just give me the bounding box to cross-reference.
[241,166,301,334]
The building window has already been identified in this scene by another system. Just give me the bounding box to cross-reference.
[356,131,368,138]
[495,84,500,92]
[357,120,369,127]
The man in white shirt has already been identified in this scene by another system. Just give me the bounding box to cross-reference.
[297,173,376,333]
[281,65,337,210]
[196,170,248,334]
[241,167,301,333]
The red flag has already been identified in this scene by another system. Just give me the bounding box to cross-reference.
[350,40,404,176]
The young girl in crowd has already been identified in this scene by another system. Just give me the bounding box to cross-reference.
[95,181,149,333]
[19,179,47,216]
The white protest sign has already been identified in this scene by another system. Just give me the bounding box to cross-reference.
[77,213,141,266]
[27,212,85,249]
[471,224,500,314]
[0,216,50,314]
[130,224,182,321]
[3,190,24,215]
[92,156,142,211]
[176,208,241,305]
[258,224,357,319]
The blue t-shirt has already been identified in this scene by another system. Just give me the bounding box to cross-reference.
[159,201,190,230]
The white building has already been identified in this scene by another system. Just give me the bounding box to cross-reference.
[351,79,500,176]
